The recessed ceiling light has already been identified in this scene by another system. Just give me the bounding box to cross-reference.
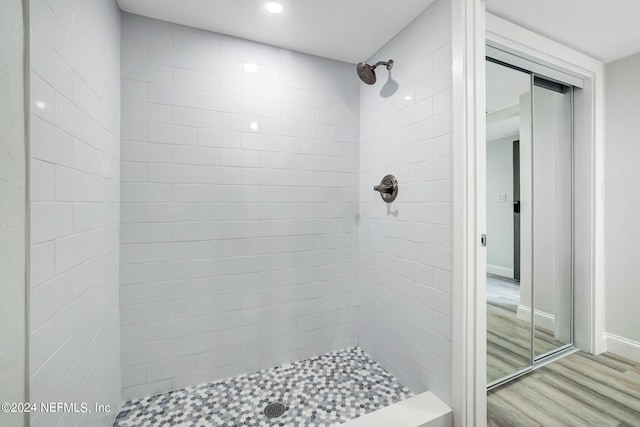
[243,63,259,73]
[250,121,259,131]
[265,1,283,14]
[35,100,46,109]
[403,95,413,101]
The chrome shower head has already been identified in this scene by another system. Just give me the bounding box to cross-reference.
[356,59,394,85]
[357,63,377,85]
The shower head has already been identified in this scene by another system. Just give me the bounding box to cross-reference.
[356,59,394,85]
[356,63,377,85]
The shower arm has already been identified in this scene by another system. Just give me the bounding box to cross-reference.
[372,60,394,70]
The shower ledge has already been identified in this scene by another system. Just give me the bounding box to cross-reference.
[337,391,452,427]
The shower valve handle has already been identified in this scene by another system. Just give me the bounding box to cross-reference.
[373,175,398,203]
[373,184,394,193]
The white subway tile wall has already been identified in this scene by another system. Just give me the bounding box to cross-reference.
[358,0,453,404]
[29,0,122,425]
[119,14,360,400]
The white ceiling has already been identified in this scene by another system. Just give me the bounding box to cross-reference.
[115,0,435,64]
[486,0,640,63]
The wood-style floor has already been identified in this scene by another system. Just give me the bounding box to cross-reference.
[487,302,564,383]
[488,351,640,426]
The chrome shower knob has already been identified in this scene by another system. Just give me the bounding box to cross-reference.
[373,175,398,202]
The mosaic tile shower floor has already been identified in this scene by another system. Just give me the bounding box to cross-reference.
[113,347,413,427]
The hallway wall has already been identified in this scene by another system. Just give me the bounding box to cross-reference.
[604,51,640,360]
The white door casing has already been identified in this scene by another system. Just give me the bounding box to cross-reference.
[451,4,605,426]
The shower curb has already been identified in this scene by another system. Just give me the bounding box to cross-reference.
[336,391,452,427]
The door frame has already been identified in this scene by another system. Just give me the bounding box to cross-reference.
[451,4,605,426]
[485,12,605,356]
[452,0,487,425]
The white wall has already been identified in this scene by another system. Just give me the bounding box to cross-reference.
[358,0,453,404]
[28,0,122,425]
[604,52,640,358]
[119,14,360,399]
[486,135,515,277]
[0,1,27,426]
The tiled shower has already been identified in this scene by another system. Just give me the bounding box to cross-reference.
[118,12,361,399]
[25,0,453,424]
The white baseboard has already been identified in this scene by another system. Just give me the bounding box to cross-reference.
[487,264,514,279]
[604,333,640,363]
[516,304,555,331]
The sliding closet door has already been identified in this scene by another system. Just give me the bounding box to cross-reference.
[486,54,576,388]
[531,78,573,358]
[485,59,533,385]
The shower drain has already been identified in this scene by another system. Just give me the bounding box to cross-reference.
[263,402,286,419]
